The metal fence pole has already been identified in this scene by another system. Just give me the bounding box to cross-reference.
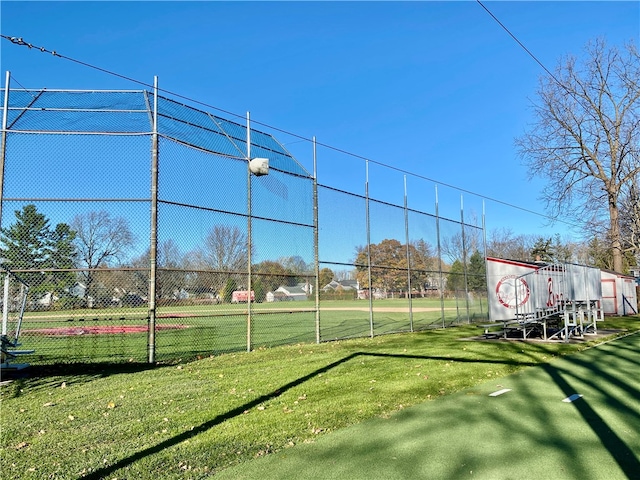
[365,160,374,337]
[482,200,489,320]
[0,71,10,231]
[147,76,159,364]
[404,176,413,332]
[1,272,9,336]
[435,185,445,328]
[246,112,252,352]
[313,137,321,343]
[460,195,470,323]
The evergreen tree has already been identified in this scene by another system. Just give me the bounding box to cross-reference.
[221,278,238,303]
[45,223,77,304]
[551,234,574,263]
[530,237,553,262]
[446,260,465,293]
[467,250,486,292]
[252,277,266,303]
[0,204,77,301]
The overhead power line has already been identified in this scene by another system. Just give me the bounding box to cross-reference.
[0,34,580,229]
[475,1,563,83]
[475,1,590,105]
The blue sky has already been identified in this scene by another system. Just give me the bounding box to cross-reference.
[1,1,639,262]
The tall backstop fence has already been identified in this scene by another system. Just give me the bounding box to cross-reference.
[0,79,487,365]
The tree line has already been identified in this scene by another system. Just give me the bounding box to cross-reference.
[1,203,636,310]
[0,205,323,308]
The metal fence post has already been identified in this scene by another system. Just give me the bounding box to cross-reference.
[435,185,445,328]
[404,176,413,332]
[313,137,321,344]
[0,71,10,231]
[148,76,159,364]
[365,160,374,337]
[482,200,489,320]
[460,195,471,323]
[246,112,252,353]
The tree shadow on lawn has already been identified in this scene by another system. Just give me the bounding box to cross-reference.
[84,333,640,480]
[81,350,544,480]
[542,363,640,479]
[210,332,640,480]
[2,362,169,398]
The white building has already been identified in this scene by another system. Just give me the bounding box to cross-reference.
[485,257,637,321]
[266,285,309,302]
[600,269,638,315]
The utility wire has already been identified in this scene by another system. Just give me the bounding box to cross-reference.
[0,34,580,228]
[475,1,565,87]
[475,0,600,118]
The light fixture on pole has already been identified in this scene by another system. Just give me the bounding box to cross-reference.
[249,157,269,176]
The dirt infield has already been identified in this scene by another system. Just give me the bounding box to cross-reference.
[24,312,201,322]
[25,324,188,336]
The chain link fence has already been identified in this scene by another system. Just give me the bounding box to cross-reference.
[1,82,487,365]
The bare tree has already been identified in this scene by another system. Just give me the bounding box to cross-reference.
[182,226,250,301]
[516,38,640,273]
[486,228,536,261]
[619,171,640,266]
[71,210,134,306]
[440,229,482,265]
[200,225,249,272]
[131,239,186,300]
[440,212,483,264]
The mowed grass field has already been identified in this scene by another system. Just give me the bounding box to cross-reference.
[15,298,486,364]
[1,315,638,479]
[215,328,640,480]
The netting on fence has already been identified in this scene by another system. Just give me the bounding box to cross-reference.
[1,86,488,365]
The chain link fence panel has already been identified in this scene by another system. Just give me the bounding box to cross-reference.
[1,86,488,366]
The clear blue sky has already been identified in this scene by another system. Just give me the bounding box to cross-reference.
[1,1,639,254]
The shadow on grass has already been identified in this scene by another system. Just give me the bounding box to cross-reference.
[69,330,640,480]
[211,332,640,480]
[3,362,169,398]
[80,350,544,480]
[542,362,640,478]
[539,332,640,478]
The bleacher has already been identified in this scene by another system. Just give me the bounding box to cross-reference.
[482,262,605,342]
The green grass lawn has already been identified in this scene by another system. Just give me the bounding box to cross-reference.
[214,329,640,480]
[1,316,638,479]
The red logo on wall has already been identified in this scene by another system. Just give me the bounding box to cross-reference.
[495,275,530,309]
[546,277,554,307]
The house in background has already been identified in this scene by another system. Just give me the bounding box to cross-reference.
[266,284,309,302]
[322,279,359,292]
[321,279,364,298]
